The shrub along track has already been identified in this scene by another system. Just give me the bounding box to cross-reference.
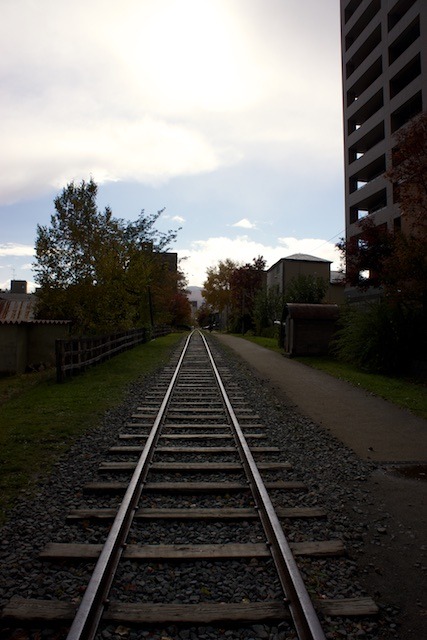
[1,331,378,640]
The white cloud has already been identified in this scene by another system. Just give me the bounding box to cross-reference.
[0,243,34,257]
[171,216,186,224]
[231,218,257,229]
[0,0,342,205]
[178,235,342,287]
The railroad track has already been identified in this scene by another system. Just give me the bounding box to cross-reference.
[1,330,377,640]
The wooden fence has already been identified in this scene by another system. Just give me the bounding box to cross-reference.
[55,325,171,382]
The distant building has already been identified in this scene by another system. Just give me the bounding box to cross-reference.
[340,0,427,300]
[10,280,28,294]
[266,254,344,305]
[186,286,205,319]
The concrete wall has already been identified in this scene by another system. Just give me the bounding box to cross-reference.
[27,325,70,370]
[266,258,342,303]
[283,260,330,290]
[0,324,70,374]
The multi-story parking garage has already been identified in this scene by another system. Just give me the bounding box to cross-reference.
[340,0,427,298]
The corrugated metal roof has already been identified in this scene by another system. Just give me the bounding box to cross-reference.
[0,295,70,325]
[0,297,36,323]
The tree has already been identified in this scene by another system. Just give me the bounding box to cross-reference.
[34,179,180,334]
[385,111,427,232]
[285,274,328,303]
[337,112,427,310]
[334,112,427,370]
[383,111,427,312]
[336,217,394,290]
[253,286,284,337]
[195,303,214,329]
[229,256,266,333]
[202,259,239,329]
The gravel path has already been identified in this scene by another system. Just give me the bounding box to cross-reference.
[0,333,409,639]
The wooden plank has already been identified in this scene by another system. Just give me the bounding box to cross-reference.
[155,447,279,453]
[1,597,74,623]
[109,600,292,624]
[84,480,306,493]
[98,461,292,472]
[1,597,290,625]
[41,540,344,561]
[150,462,245,471]
[159,404,223,409]
[66,508,259,521]
[290,540,346,557]
[105,447,260,456]
[162,423,232,428]
[166,415,227,421]
[277,507,327,519]
[316,597,379,616]
[164,434,234,440]
[161,434,266,440]
[99,462,139,471]
[40,542,271,561]
[125,422,154,427]
[66,506,326,521]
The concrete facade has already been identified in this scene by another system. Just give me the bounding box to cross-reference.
[266,254,344,304]
[340,0,427,297]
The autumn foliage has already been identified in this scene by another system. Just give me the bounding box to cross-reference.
[34,179,190,334]
[202,256,266,332]
[335,112,427,372]
[338,112,427,310]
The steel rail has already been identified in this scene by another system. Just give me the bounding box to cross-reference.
[200,331,326,640]
[66,331,194,640]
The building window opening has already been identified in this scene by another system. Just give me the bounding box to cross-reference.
[346,57,382,106]
[388,0,416,31]
[389,54,421,99]
[345,0,380,51]
[391,91,422,132]
[388,16,420,65]
[344,0,363,24]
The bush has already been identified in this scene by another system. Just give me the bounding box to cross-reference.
[260,326,277,339]
[333,302,414,375]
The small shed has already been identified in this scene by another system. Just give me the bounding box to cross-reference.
[0,293,71,374]
[283,303,339,357]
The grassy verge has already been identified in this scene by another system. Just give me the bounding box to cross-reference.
[0,332,185,524]
[233,334,427,421]
[230,334,283,354]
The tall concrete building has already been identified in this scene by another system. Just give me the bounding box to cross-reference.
[340,0,427,296]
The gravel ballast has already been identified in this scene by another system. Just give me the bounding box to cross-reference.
[0,333,418,639]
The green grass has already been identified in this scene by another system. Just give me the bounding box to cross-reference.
[231,334,283,354]
[0,332,185,524]
[233,334,427,421]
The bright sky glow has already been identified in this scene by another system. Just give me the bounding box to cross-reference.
[0,0,344,291]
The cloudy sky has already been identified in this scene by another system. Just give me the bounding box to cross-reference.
[0,0,345,291]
